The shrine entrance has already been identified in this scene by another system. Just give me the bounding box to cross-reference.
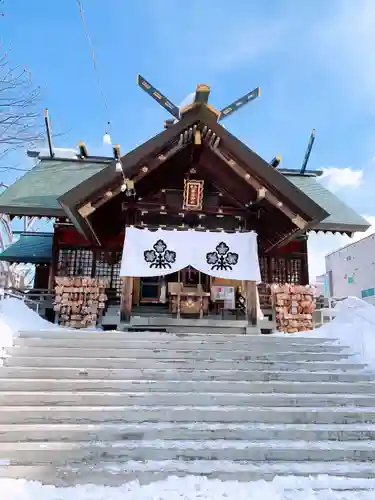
[139,276,160,303]
[138,267,210,306]
[167,266,210,289]
[121,227,260,322]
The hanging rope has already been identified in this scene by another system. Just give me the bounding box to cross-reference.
[76,0,112,142]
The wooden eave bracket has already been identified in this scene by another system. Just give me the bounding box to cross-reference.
[209,145,308,230]
[78,202,95,218]
[76,139,189,217]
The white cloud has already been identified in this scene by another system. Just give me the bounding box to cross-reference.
[320,167,363,192]
[308,215,375,280]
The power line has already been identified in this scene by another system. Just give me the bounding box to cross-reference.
[76,0,111,131]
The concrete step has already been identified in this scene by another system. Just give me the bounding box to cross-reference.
[1,391,375,407]
[1,422,375,443]
[15,337,348,353]
[3,356,365,371]
[0,378,374,394]
[18,329,337,344]
[0,405,375,424]
[1,439,375,464]
[6,346,352,362]
[2,461,375,485]
[0,366,372,382]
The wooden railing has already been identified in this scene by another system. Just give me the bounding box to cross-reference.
[0,289,42,313]
[2,287,55,316]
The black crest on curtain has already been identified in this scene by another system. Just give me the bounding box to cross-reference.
[206,241,239,271]
[144,239,177,269]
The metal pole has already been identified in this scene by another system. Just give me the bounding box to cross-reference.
[44,108,54,158]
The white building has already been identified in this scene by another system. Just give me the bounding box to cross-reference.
[312,274,325,297]
[325,233,375,305]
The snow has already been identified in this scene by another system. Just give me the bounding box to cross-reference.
[0,297,103,355]
[307,297,375,371]
[0,298,58,354]
[1,475,375,500]
[1,296,375,497]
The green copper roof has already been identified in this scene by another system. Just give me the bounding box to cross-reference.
[0,159,108,216]
[0,155,368,234]
[0,233,53,264]
[285,174,370,232]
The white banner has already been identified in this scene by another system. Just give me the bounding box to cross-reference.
[120,228,189,277]
[190,230,261,281]
[120,227,261,282]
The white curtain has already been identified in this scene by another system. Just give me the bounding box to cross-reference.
[190,230,261,281]
[120,228,189,277]
[120,227,261,282]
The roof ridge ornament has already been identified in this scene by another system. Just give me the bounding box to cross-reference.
[136,73,260,124]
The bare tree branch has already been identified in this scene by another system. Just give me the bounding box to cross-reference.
[0,49,43,163]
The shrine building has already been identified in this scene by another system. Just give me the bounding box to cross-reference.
[0,78,369,331]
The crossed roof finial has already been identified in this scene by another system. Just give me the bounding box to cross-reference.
[136,74,260,123]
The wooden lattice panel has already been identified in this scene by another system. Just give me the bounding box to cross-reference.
[257,283,272,308]
[111,252,122,295]
[95,251,122,297]
[270,257,302,284]
[286,259,302,284]
[95,252,112,282]
[75,250,93,276]
[258,256,268,284]
[57,249,93,277]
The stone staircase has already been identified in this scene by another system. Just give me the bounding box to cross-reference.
[0,329,375,486]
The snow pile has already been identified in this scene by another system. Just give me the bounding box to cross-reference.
[306,296,375,370]
[0,297,57,352]
[1,475,375,500]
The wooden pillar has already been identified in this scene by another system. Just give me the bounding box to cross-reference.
[300,235,309,285]
[47,263,55,291]
[120,276,133,322]
[48,233,59,291]
[245,280,258,326]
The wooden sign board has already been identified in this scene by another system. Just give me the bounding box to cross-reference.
[183,179,204,211]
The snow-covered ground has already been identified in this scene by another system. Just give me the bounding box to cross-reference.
[1,295,375,499]
[2,475,375,500]
[0,298,58,355]
[280,296,375,371]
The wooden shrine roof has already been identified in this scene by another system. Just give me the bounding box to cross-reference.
[288,174,370,233]
[59,106,327,224]
[0,103,369,237]
[0,159,108,217]
[0,232,53,264]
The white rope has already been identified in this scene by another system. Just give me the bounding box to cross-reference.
[76,0,112,141]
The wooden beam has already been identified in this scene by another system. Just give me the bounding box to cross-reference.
[194,129,202,145]
[198,152,251,207]
[134,213,248,232]
[122,201,249,217]
[132,142,186,183]
[194,84,211,105]
[78,202,95,218]
[127,145,193,201]
[209,146,308,230]
[78,142,187,217]
[120,276,133,323]
[245,281,258,326]
[263,228,300,253]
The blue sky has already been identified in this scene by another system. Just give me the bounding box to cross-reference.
[1,0,375,278]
